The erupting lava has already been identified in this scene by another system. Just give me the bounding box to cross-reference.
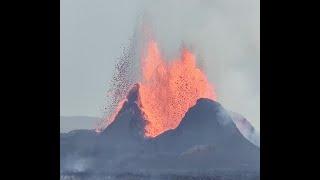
[97,39,216,137]
[139,40,216,137]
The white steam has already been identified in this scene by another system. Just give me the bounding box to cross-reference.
[137,0,260,132]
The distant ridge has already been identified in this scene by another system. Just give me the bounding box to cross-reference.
[60,116,100,133]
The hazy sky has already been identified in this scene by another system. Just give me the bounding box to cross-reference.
[61,0,260,131]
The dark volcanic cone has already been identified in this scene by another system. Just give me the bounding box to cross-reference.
[100,84,146,141]
[94,84,147,158]
[60,85,259,172]
[144,98,260,170]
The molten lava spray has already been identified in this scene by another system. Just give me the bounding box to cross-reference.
[97,39,216,137]
[139,40,216,137]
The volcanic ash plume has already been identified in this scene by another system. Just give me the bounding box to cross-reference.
[97,39,216,138]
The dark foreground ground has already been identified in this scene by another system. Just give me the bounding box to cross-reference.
[60,170,260,180]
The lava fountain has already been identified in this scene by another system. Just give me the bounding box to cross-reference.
[140,40,216,137]
[97,39,216,137]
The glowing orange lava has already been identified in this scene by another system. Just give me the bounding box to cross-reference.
[139,40,216,137]
[97,39,216,137]
[96,99,126,133]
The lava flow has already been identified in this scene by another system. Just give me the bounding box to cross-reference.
[97,39,216,137]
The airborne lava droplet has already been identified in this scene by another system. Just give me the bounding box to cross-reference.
[97,39,216,137]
